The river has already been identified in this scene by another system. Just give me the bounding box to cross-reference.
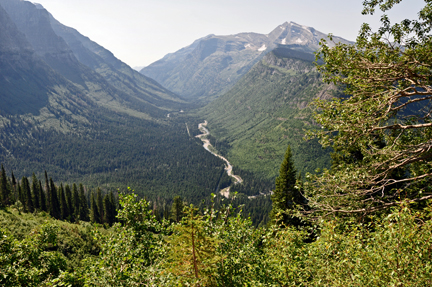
[195,121,243,198]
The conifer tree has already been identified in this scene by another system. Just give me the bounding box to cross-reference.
[90,192,101,224]
[59,184,69,220]
[270,145,301,225]
[0,164,12,206]
[44,171,50,211]
[31,173,40,211]
[79,183,89,221]
[103,194,114,225]
[22,176,34,213]
[17,182,25,213]
[72,183,80,221]
[11,171,16,191]
[171,196,184,222]
[96,188,103,223]
[49,178,61,219]
[65,184,73,221]
[39,180,47,212]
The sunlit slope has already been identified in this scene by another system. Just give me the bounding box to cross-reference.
[200,47,333,179]
[142,22,350,102]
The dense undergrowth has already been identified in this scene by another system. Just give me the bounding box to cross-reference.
[1,193,431,286]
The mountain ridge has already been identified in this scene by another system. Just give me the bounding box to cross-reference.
[141,21,351,102]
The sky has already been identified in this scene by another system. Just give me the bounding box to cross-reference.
[32,0,425,68]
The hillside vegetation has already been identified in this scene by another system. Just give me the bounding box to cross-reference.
[199,47,333,181]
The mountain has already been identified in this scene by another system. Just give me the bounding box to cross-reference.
[0,0,186,122]
[0,0,228,204]
[198,46,334,180]
[141,21,351,101]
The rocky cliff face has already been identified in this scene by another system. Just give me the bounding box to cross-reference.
[141,21,350,102]
[0,0,185,121]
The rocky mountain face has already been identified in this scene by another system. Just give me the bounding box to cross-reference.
[141,21,350,101]
[199,46,335,179]
[0,0,185,123]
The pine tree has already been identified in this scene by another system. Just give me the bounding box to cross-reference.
[72,183,80,221]
[270,145,301,225]
[11,171,17,201]
[96,188,103,223]
[79,183,89,221]
[31,173,40,211]
[171,196,184,222]
[65,184,73,221]
[39,180,47,212]
[90,192,101,224]
[49,178,61,219]
[0,164,12,206]
[103,194,114,225]
[109,190,117,223]
[21,177,34,213]
[17,182,25,213]
[59,184,69,220]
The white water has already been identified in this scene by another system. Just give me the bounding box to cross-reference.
[195,121,243,198]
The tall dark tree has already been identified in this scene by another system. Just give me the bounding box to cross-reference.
[31,173,40,211]
[65,184,73,221]
[79,183,89,221]
[109,191,117,224]
[90,192,101,224]
[49,178,61,219]
[72,183,80,221]
[39,180,47,212]
[17,182,24,213]
[44,171,50,211]
[59,184,69,220]
[0,164,12,206]
[270,145,301,225]
[103,194,114,226]
[96,188,104,223]
[11,171,16,200]
[22,176,34,213]
[171,196,184,222]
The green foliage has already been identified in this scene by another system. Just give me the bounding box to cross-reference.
[270,145,300,225]
[81,192,165,286]
[305,0,432,216]
[199,49,331,182]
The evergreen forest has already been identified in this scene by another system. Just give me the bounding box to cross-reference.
[2,0,432,286]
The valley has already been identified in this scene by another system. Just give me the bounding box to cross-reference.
[0,0,339,219]
[195,120,243,198]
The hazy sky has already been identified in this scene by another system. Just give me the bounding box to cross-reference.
[32,0,425,68]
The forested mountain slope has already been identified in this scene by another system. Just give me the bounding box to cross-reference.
[199,46,333,180]
[0,0,227,204]
[141,21,350,102]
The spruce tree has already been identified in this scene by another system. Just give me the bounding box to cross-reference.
[31,173,40,211]
[59,184,69,220]
[65,184,73,221]
[171,196,184,222]
[79,183,89,221]
[72,183,80,221]
[109,190,117,222]
[96,188,103,223]
[0,164,12,206]
[103,194,114,225]
[49,178,61,219]
[17,182,25,213]
[39,180,47,212]
[22,176,34,213]
[90,192,101,224]
[270,145,301,225]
